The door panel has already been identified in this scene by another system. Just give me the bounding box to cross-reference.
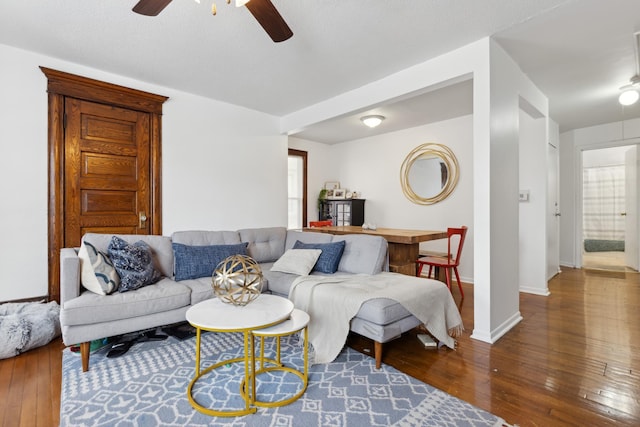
[64,98,151,247]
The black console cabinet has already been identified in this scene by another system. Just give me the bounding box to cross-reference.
[319,199,365,226]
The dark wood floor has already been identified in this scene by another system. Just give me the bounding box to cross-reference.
[1,267,638,426]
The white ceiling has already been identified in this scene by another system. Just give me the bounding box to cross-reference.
[2,0,640,143]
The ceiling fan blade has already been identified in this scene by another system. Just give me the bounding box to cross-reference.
[244,0,293,43]
[132,0,173,16]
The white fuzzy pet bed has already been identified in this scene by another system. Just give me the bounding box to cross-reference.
[0,301,61,359]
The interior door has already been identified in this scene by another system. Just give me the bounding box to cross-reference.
[624,145,639,270]
[64,98,152,247]
[547,142,561,279]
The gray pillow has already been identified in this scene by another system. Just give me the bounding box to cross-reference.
[108,236,162,292]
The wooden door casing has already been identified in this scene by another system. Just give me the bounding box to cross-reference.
[41,67,168,303]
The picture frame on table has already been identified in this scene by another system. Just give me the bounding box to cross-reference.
[325,189,334,198]
[333,189,346,199]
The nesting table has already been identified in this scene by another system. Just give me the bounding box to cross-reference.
[185,294,308,417]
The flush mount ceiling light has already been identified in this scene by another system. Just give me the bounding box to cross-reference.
[618,32,640,106]
[619,87,640,106]
[360,115,385,128]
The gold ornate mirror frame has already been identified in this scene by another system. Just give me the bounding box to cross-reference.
[400,143,460,205]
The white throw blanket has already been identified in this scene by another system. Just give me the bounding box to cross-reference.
[288,272,463,364]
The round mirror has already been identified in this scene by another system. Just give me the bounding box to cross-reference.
[400,143,459,205]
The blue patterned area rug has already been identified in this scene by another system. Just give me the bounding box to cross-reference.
[61,330,509,426]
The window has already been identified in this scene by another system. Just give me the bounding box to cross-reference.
[288,149,307,229]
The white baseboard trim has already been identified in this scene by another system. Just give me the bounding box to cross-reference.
[470,311,523,344]
[519,286,550,296]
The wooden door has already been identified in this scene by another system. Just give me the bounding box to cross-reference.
[42,67,167,303]
[64,98,152,246]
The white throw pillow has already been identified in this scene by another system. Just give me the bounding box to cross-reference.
[78,241,120,295]
[270,249,322,276]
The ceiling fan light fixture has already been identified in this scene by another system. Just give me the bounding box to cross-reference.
[361,115,385,128]
[619,89,639,106]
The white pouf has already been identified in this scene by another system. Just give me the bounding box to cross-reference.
[0,301,61,359]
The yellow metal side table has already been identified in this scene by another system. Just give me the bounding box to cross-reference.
[249,308,310,407]
[185,294,293,417]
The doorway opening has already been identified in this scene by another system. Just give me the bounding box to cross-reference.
[287,149,307,229]
[581,145,637,272]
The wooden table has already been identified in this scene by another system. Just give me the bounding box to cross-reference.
[306,225,447,276]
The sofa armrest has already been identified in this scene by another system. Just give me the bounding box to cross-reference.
[60,248,81,305]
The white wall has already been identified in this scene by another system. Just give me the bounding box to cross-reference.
[329,116,474,281]
[0,43,286,302]
[519,108,549,295]
[559,118,640,267]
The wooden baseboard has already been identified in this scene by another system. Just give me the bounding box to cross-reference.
[0,295,49,304]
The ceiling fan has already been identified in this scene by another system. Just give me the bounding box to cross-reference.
[132,0,293,43]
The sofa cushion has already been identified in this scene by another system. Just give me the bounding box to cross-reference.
[81,233,174,278]
[78,241,119,295]
[292,240,346,274]
[261,262,300,297]
[238,227,287,263]
[271,249,322,276]
[285,230,333,250]
[171,230,241,246]
[108,237,163,292]
[172,242,249,281]
[355,298,413,325]
[178,277,215,306]
[60,278,190,326]
[333,234,388,275]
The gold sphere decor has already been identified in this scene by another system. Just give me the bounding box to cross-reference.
[212,254,264,306]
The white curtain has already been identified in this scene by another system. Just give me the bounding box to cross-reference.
[583,165,625,241]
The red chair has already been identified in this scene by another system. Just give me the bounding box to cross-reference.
[416,226,468,298]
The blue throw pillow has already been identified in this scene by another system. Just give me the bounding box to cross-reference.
[172,242,249,281]
[107,236,162,293]
[292,240,346,274]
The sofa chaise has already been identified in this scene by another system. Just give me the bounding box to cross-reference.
[60,226,456,371]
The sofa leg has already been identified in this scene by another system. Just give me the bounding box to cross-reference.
[374,341,382,369]
[80,342,90,372]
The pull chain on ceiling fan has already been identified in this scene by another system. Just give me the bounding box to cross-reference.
[132,0,293,43]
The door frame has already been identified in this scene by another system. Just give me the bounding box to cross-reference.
[574,139,640,268]
[41,67,168,302]
[288,148,308,227]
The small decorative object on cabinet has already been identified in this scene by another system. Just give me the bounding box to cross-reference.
[319,199,365,226]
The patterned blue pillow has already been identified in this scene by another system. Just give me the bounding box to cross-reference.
[108,236,162,292]
[292,240,346,273]
[172,242,249,281]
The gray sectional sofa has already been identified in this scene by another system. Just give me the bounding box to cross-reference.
[60,227,424,371]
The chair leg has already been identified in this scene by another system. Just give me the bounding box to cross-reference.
[428,265,434,279]
[374,341,382,369]
[454,267,464,298]
[444,268,452,291]
[416,262,423,277]
[80,341,90,372]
